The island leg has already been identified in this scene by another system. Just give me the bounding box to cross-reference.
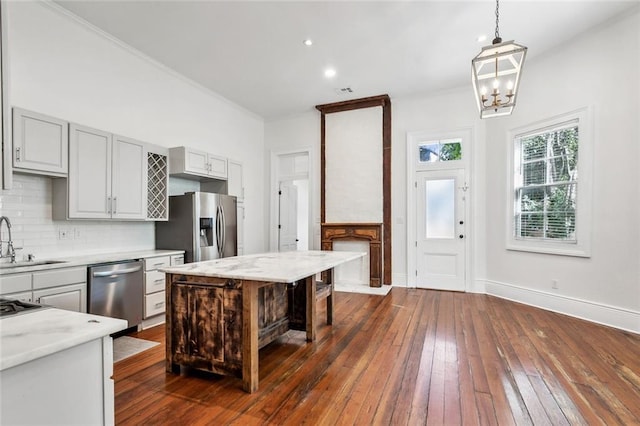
[165,273,180,374]
[242,282,259,393]
[326,268,334,325]
[305,275,317,342]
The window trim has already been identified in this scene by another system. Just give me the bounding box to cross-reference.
[506,107,593,257]
[414,130,467,172]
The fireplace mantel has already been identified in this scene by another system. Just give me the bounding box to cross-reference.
[321,223,383,287]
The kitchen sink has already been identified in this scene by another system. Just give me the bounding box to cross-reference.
[0,260,68,269]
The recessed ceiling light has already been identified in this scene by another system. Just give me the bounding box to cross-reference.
[476,35,487,43]
[324,68,337,78]
[303,39,313,46]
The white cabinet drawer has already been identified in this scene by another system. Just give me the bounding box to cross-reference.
[145,270,166,294]
[170,254,184,266]
[144,256,170,271]
[145,291,165,318]
[32,267,86,290]
[0,273,31,295]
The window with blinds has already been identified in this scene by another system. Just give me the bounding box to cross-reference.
[514,121,579,242]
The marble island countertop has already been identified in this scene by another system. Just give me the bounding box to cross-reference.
[0,307,127,371]
[0,249,184,275]
[161,250,366,283]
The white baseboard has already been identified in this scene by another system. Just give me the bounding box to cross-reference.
[141,314,165,330]
[484,279,640,334]
[470,279,486,294]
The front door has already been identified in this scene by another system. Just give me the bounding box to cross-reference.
[415,169,466,291]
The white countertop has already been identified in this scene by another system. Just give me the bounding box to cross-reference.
[0,249,184,275]
[161,250,366,283]
[0,308,127,371]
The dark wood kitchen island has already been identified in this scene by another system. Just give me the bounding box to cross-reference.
[161,250,364,393]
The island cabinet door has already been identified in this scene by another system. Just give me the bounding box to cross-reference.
[171,284,224,366]
[257,283,290,348]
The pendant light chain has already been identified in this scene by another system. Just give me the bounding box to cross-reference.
[494,0,502,44]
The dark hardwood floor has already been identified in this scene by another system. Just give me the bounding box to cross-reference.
[115,289,640,425]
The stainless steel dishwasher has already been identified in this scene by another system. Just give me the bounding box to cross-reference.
[88,260,143,329]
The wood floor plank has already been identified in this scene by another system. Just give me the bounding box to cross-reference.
[114,290,640,425]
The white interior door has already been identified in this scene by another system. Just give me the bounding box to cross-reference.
[278,181,298,252]
[416,169,466,291]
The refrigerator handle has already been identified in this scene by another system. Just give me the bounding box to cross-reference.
[216,205,223,257]
[220,204,226,256]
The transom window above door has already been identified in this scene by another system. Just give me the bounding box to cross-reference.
[418,138,462,163]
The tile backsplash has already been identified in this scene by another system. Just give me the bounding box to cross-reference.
[0,174,154,261]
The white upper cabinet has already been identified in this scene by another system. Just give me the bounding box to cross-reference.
[112,135,146,219]
[183,148,209,175]
[68,124,112,219]
[169,146,228,180]
[58,124,146,220]
[227,160,244,200]
[12,108,68,176]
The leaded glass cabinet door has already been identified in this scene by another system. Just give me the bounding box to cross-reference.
[416,168,466,291]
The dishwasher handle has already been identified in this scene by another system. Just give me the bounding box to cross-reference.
[92,265,142,277]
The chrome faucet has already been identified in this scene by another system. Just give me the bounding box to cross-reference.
[0,216,17,263]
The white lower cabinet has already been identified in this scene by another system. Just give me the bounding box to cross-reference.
[0,266,87,313]
[145,291,165,318]
[33,283,86,312]
[1,336,116,425]
[0,273,31,295]
[143,254,183,321]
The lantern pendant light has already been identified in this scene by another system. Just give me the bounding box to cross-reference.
[472,0,527,118]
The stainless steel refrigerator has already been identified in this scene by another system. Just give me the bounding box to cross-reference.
[155,192,237,263]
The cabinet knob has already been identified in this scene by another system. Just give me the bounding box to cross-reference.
[459,234,464,239]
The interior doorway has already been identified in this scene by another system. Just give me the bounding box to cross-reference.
[278,179,309,251]
[270,149,312,252]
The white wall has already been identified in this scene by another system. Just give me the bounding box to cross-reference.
[264,9,640,332]
[483,10,640,331]
[2,1,266,257]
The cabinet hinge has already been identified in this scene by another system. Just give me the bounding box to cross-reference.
[414,181,417,188]
[415,241,417,247]
[415,270,418,276]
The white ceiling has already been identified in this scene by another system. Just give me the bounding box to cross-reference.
[54,0,637,120]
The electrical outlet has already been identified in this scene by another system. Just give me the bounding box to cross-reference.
[58,227,70,240]
[552,279,559,289]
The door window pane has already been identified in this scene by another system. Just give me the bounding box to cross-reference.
[425,179,455,238]
[418,139,462,163]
